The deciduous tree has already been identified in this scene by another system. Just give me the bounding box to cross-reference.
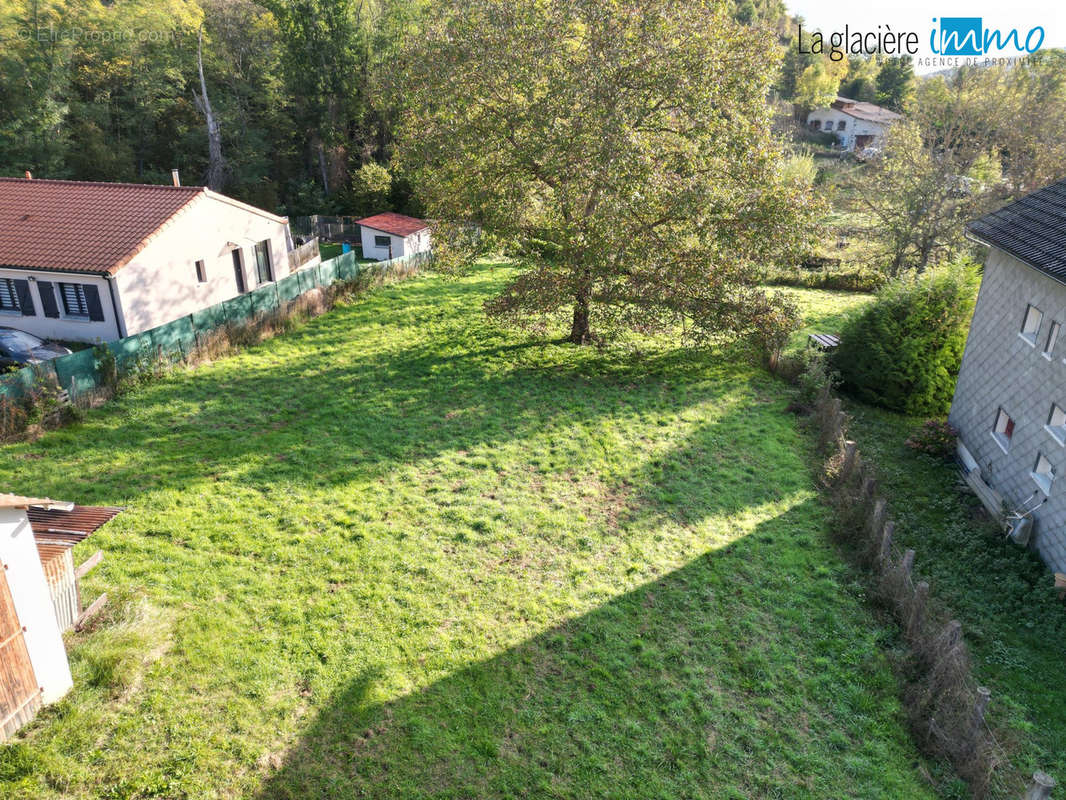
[394,0,820,347]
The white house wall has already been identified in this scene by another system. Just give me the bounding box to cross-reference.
[0,268,121,343]
[805,108,889,151]
[0,507,73,705]
[114,194,291,336]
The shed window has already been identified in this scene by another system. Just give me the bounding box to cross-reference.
[0,278,19,312]
[374,235,391,248]
[59,283,89,318]
[823,121,833,131]
[992,408,1015,452]
[1048,404,1066,445]
[253,240,273,285]
[1021,304,1043,345]
[195,260,207,283]
[1032,452,1055,494]
[837,120,846,130]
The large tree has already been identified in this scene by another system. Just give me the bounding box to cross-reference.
[393,0,819,346]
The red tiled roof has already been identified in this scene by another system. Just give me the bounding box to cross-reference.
[0,178,206,275]
[356,212,428,237]
[28,504,122,546]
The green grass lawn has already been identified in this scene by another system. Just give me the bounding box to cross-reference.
[0,266,934,798]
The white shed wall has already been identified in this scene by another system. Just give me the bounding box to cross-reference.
[0,507,72,704]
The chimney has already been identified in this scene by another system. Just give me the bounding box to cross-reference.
[171,169,180,187]
[24,170,32,179]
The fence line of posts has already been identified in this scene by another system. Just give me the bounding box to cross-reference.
[812,389,1056,799]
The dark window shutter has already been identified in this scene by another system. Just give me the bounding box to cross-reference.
[37,280,60,318]
[84,284,104,321]
[14,280,35,316]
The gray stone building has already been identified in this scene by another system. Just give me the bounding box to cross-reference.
[951,180,1066,574]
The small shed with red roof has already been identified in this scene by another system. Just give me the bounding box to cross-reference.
[356,212,431,261]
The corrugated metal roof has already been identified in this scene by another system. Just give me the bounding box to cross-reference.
[27,504,122,546]
[356,212,429,237]
[967,180,1066,284]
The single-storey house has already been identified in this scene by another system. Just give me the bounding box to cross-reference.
[805,96,901,152]
[0,493,119,741]
[950,179,1066,574]
[0,177,314,343]
[356,212,431,262]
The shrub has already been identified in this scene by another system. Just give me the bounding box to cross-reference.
[761,266,886,292]
[905,419,958,459]
[831,262,979,415]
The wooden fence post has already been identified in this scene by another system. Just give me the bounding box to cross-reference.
[839,441,858,485]
[908,580,930,640]
[867,498,887,541]
[878,520,894,566]
[1025,771,1056,800]
[901,549,915,583]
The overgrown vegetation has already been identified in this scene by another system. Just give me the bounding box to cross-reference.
[0,265,934,798]
[844,401,1066,796]
[832,263,980,415]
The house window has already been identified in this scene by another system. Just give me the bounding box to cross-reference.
[1048,404,1066,445]
[837,120,846,130]
[195,260,207,283]
[1044,321,1061,358]
[0,278,19,312]
[1032,452,1055,494]
[808,120,820,131]
[992,407,1015,452]
[823,121,833,131]
[374,235,391,249]
[59,283,89,318]
[1020,304,1043,345]
[253,240,273,285]
[232,249,247,294]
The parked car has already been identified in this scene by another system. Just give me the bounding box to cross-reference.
[0,327,72,371]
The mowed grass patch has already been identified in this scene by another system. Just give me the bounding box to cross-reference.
[0,266,931,798]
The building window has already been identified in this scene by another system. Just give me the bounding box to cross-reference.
[195,260,207,283]
[59,283,89,318]
[1032,452,1055,494]
[837,120,846,130]
[374,235,391,249]
[1047,404,1066,445]
[0,278,19,312]
[253,240,273,285]
[992,407,1015,452]
[1020,304,1043,345]
[823,121,833,131]
[232,250,247,294]
[808,120,820,131]
[1044,321,1061,358]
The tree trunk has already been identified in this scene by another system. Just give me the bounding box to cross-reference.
[568,293,591,344]
[193,25,225,191]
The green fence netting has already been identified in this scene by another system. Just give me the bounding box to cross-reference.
[53,348,101,395]
[0,250,427,402]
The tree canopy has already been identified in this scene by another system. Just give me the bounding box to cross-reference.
[393,0,819,347]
